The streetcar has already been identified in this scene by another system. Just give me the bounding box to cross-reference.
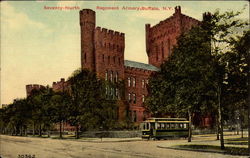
[140,118,190,140]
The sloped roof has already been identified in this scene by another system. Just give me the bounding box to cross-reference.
[124,60,159,71]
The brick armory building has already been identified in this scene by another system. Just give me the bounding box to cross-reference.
[26,6,212,126]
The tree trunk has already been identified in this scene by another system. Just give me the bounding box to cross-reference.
[218,86,225,149]
[48,130,50,138]
[75,125,79,139]
[236,122,239,135]
[248,49,250,157]
[25,128,27,136]
[188,110,192,142]
[20,125,23,136]
[248,50,250,156]
[15,126,17,136]
[33,122,35,136]
[59,121,62,139]
[216,117,220,140]
[39,124,42,137]
[240,116,243,138]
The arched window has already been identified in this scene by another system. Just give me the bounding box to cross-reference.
[108,56,110,64]
[102,54,105,62]
[142,95,145,103]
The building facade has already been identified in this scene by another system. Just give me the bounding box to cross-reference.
[26,6,212,126]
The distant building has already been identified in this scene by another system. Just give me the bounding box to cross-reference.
[26,84,45,97]
[2,104,8,108]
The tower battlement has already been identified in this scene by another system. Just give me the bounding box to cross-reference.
[94,27,125,50]
[145,6,201,67]
[79,9,95,25]
[26,84,45,96]
[95,27,125,39]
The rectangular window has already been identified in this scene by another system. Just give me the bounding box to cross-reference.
[115,88,118,98]
[142,95,145,103]
[105,71,108,81]
[110,71,113,82]
[142,79,145,88]
[168,39,171,56]
[132,77,136,87]
[128,77,131,87]
[133,93,136,104]
[133,111,137,122]
[115,72,118,82]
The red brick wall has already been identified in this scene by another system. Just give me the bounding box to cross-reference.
[94,27,125,80]
[80,9,96,71]
[124,67,154,122]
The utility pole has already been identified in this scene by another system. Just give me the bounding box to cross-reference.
[248,49,250,157]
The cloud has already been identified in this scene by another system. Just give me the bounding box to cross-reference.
[1,2,46,31]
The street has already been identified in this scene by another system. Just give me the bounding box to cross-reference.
[0,134,248,158]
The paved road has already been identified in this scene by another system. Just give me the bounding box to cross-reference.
[0,134,248,158]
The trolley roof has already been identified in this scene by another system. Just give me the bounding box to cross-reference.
[143,118,188,123]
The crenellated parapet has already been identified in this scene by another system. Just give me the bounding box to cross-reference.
[52,78,69,92]
[94,26,125,51]
[26,84,45,97]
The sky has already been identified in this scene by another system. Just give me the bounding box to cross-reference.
[1,1,249,105]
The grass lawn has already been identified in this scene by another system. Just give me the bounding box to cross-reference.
[175,144,248,156]
[225,137,248,145]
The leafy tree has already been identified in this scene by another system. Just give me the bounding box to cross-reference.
[146,8,248,146]
[50,92,71,138]
[207,9,248,149]
[67,68,118,138]
[27,87,50,137]
[147,21,216,142]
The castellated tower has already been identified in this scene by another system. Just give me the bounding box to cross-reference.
[80,9,96,71]
[145,6,200,68]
